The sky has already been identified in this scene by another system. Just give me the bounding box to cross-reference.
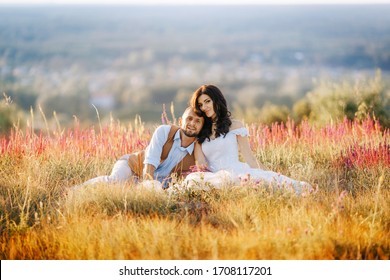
[1,0,390,5]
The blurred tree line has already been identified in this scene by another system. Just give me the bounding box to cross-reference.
[234,70,390,127]
[2,70,389,134]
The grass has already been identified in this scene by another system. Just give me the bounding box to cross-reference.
[0,115,389,260]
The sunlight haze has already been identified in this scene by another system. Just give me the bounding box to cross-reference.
[1,0,390,5]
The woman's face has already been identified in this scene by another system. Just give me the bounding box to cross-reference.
[197,94,217,120]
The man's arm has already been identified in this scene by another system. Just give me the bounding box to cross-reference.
[142,125,169,180]
[143,164,156,180]
[194,141,209,170]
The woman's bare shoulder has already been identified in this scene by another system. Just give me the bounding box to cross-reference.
[230,119,245,130]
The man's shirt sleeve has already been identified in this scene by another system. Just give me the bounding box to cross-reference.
[143,125,170,169]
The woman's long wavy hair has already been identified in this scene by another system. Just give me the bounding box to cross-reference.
[190,84,232,143]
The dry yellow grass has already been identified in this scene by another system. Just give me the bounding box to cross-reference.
[0,116,389,260]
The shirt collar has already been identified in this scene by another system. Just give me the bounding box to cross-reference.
[174,129,195,155]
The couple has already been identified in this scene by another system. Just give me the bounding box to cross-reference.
[75,84,311,194]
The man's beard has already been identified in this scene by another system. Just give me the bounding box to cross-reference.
[182,128,198,138]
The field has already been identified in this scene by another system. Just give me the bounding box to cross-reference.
[0,113,389,260]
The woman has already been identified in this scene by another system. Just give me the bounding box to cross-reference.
[184,84,312,194]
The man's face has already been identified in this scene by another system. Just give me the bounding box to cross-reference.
[180,109,204,137]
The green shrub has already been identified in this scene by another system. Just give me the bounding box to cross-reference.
[0,94,24,134]
[297,70,390,127]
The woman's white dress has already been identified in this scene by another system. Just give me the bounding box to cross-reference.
[184,127,310,194]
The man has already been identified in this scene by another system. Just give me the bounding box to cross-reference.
[72,107,205,190]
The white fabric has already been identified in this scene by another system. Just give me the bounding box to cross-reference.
[138,180,163,192]
[202,127,250,175]
[185,127,311,194]
[72,154,133,190]
[184,170,234,190]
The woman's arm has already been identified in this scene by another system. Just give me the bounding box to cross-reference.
[232,120,267,170]
[237,135,266,169]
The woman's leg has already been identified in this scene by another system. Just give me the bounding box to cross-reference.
[249,169,312,194]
